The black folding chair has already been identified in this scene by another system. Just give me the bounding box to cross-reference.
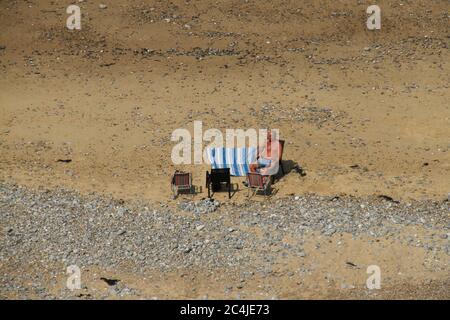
[206,168,231,199]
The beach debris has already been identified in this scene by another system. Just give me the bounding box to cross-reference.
[100,277,120,286]
[56,159,72,163]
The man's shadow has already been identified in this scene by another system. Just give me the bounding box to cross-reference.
[275,160,306,181]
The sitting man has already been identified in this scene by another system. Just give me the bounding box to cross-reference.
[249,130,281,176]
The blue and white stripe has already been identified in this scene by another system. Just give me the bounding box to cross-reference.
[206,147,257,176]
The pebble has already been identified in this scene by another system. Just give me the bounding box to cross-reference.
[0,183,448,299]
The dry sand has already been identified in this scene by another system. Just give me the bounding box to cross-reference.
[0,0,449,299]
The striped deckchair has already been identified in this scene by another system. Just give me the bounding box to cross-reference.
[205,147,257,177]
[171,171,192,197]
